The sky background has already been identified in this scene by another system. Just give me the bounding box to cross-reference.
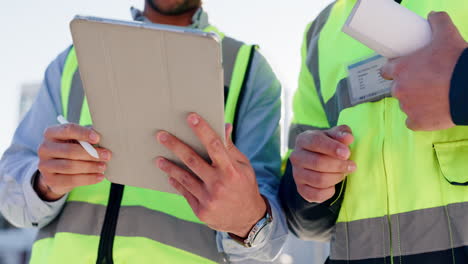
[0,0,333,154]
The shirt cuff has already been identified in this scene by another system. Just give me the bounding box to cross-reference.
[450,48,468,126]
[216,196,288,262]
[23,168,68,227]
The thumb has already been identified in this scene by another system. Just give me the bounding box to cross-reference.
[224,123,234,147]
[224,123,246,162]
[428,11,459,40]
[380,58,400,81]
[326,125,354,146]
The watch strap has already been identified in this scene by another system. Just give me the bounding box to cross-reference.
[228,195,273,248]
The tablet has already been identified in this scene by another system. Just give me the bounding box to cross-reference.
[70,16,225,194]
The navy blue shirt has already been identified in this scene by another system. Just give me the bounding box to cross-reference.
[450,48,468,125]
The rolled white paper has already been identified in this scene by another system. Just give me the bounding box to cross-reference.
[342,0,432,58]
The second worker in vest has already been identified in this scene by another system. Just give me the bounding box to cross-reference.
[0,1,289,263]
[280,1,468,263]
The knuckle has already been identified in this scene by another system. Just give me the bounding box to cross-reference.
[60,160,74,172]
[185,155,198,168]
[60,144,75,159]
[311,133,328,150]
[179,173,193,187]
[308,154,323,170]
[85,162,97,173]
[42,174,56,188]
[211,182,225,200]
[204,197,217,213]
[38,161,49,173]
[292,166,302,183]
[209,138,223,152]
[224,164,238,180]
[61,123,75,135]
[43,127,53,139]
[308,131,322,144]
[68,176,80,188]
[289,151,301,166]
[295,133,306,148]
[316,189,334,203]
[37,142,49,158]
[311,173,327,188]
[297,185,315,202]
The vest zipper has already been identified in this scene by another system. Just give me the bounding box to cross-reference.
[96,183,125,264]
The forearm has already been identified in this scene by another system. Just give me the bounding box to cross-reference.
[279,160,343,242]
[0,150,67,228]
[0,48,70,228]
[450,48,468,125]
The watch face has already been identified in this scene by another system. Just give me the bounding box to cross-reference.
[248,215,273,247]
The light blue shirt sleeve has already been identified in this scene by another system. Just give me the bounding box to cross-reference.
[0,47,71,228]
[216,50,288,263]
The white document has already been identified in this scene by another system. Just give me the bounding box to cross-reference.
[347,55,393,106]
[343,0,432,58]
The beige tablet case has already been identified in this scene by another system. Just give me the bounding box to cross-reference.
[70,16,225,194]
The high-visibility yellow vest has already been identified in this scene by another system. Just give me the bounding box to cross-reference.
[31,26,256,264]
[288,1,468,263]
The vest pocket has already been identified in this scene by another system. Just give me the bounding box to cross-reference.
[434,140,468,185]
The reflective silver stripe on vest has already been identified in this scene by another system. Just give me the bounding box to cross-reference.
[304,2,335,125]
[323,78,353,128]
[37,201,225,263]
[68,70,85,123]
[288,124,328,149]
[222,37,242,88]
[330,202,468,261]
[331,216,391,261]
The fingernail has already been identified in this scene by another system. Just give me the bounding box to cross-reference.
[99,163,106,171]
[100,151,110,161]
[338,131,349,138]
[157,158,167,169]
[429,11,435,16]
[89,131,99,142]
[348,164,357,172]
[159,132,169,143]
[188,114,200,126]
[336,148,350,159]
[97,174,105,181]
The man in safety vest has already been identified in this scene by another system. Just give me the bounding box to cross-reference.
[0,1,288,263]
[280,1,468,263]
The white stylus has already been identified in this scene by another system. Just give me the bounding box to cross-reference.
[57,115,100,159]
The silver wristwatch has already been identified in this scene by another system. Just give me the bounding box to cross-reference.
[229,195,273,248]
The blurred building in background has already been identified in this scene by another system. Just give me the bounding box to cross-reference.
[0,83,40,264]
